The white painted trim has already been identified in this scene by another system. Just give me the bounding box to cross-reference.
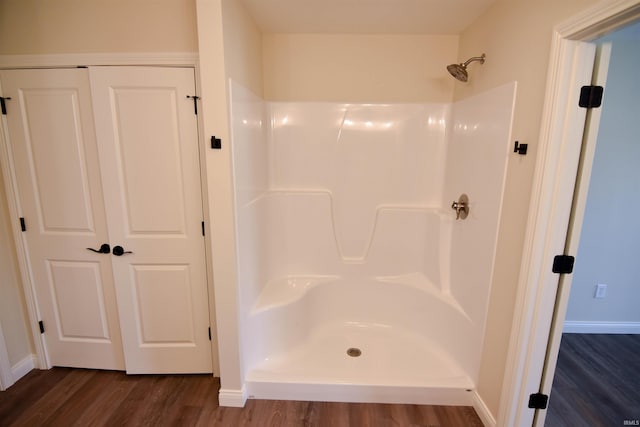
[498,1,640,427]
[533,40,613,427]
[0,326,36,391]
[0,52,198,68]
[497,36,595,427]
[472,390,496,427]
[11,354,35,383]
[218,388,247,407]
[0,322,14,390]
[563,321,640,334]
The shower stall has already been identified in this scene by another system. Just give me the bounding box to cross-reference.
[229,79,516,404]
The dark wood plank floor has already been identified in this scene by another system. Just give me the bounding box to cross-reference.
[0,368,483,426]
[545,333,640,427]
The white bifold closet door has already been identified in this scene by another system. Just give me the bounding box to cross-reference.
[0,67,212,374]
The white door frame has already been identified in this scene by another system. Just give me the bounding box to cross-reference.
[498,1,640,426]
[0,53,220,375]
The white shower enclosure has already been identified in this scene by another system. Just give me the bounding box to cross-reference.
[229,80,517,405]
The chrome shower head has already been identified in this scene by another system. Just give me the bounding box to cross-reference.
[447,54,486,82]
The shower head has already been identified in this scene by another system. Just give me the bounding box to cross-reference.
[446,54,486,82]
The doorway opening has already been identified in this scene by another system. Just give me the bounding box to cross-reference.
[498,2,640,426]
[544,21,640,427]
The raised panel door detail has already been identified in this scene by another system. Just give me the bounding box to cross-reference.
[132,265,195,345]
[20,89,95,233]
[48,261,111,341]
[109,87,186,236]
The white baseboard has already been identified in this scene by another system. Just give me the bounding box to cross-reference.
[218,387,247,407]
[11,354,35,383]
[472,390,496,427]
[563,321,640,334]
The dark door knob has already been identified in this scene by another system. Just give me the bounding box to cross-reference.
[112,245,133,256]
[87,243,110,254]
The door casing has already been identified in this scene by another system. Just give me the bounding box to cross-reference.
[533,41,613,427]
[0,53,220,376]
[497,1,640,426]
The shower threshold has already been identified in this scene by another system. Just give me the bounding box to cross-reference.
[245,322,474,405]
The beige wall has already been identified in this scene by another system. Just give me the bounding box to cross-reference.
[0,0,198,55]
[222,0,263,96]
[455,0,601,416]
[0,169,33,367]
[263,34,459,103]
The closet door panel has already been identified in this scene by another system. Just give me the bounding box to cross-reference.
[89,66,211,374]
[0,69,125,370]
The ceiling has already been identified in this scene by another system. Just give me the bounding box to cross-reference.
[240,0,499,34]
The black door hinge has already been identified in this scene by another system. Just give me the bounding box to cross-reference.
[528,392,548,409]
[514,141,528,155]
[20,217,26,232]
[39,320,45,334]
[186,95,200,114]
[211,136,222,149]
[0,96,11,115]
[579,85,604,108]
[208,327,212,341]
[552,255,575,274]
[202,221,205,236]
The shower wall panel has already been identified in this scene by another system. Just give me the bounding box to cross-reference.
[228,80,270,329]
[443,82,517,345]
[230,92,454,324]
[230,79,517,390]
[269,103,449,261]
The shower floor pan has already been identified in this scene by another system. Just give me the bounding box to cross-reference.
[245,321,474,405]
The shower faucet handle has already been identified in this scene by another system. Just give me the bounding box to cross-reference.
[451,194,469,220]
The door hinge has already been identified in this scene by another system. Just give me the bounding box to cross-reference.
[552,255,575,274]
[186,95,200,115]
[39,320,45,334]
[528,392,548,409]
[208,327,212,341]
[202,221,205,236]
[211,136,222,150]
[0,96,11,115]
[514,141,528,155]
[20,217,26,232]
[579,85,604,108]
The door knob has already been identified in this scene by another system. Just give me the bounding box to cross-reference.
[87,243,111,254]
[112,245,133,256]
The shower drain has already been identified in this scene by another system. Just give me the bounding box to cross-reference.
[346,347,362,357]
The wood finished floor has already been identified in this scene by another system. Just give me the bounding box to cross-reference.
[545,333,640,427]
[0,367,483,426]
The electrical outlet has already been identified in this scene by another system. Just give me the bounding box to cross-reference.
[595,283,607,299]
